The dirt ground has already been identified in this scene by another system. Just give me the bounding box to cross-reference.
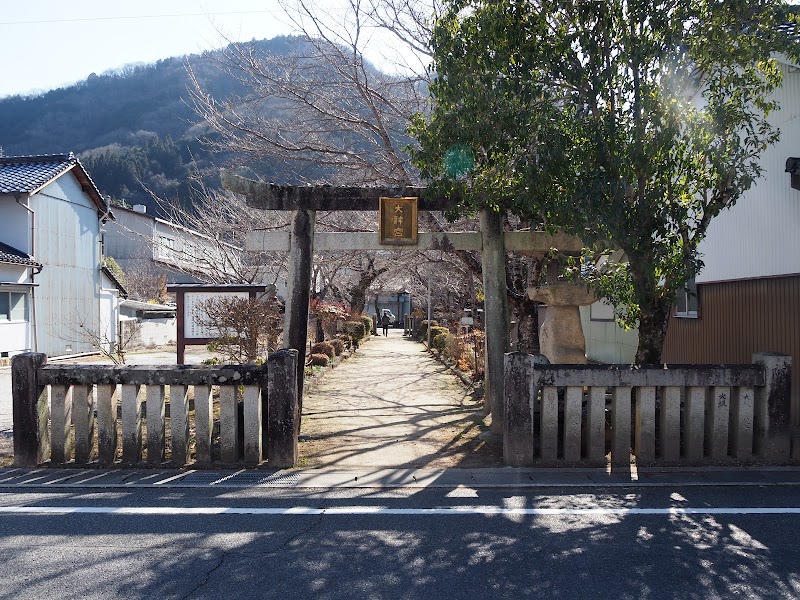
[298,330,504,469]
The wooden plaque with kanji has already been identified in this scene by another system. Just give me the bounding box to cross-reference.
[379,197,418,245]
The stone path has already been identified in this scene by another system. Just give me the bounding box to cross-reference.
[298,329,503,468]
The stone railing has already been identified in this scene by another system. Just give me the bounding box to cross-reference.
[11,350,299,469]
[503,352,792,467]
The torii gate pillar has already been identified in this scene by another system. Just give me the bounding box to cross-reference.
[284,208,315,419]
[480,208,510,434]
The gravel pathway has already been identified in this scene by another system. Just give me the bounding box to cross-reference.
[298,330,503,469]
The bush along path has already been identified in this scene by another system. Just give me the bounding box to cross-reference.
[298,329,503,469]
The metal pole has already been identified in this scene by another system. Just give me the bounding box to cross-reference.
[427,271,432,349]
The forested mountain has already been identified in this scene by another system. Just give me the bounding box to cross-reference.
[0,36,299,212]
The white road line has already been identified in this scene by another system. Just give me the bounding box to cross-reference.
[153,470,196,485]
[0,506,799,516]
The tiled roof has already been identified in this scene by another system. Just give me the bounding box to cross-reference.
[0,241,42,269]
[0,153,76,194]
[120,299,176,313]
[0,153,109,215]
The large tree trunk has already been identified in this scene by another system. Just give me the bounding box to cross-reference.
[515,298,540,354]
[631,263,672,364]
[506,255,541,354]
[348,257,388,316]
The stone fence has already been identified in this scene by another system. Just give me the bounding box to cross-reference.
[504,352,792,466]
[11,350,299,469]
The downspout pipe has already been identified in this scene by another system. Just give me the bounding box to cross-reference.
[15,193,39,352]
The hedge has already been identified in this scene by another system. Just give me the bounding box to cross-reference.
[311,341,335,359]
[418,319,438,340]
[360,314,373,335]
[308,353,330,367]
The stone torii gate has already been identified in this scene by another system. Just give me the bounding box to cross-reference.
[222,171,583,434]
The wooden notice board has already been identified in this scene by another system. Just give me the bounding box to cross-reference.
[167,283,270,364]
[379,197,418,245]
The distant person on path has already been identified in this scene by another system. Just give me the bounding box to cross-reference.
[381,313,390,336]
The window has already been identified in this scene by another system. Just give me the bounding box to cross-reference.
[0,291,29,322]
[675,278,699,318]
[157,236,177,261]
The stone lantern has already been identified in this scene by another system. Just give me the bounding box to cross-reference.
[529,282,597,364]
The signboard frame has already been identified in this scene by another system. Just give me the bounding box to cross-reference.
[167,284,271,364]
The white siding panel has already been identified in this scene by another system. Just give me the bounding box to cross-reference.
[31,175,102,356]
[104,208,155,260]
[697,63,800,283]
[580,304,638,364]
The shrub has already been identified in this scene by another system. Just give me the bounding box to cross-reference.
[193,296,281,364]
[456,349,475,372]
[360,314,373,335]
[311,341,335,359]
[308,353,330,367]
[445,333,463,361]
[432,331,449,353]
[418,319,438,340]
[429,326,449,343]
[330,338,345,355]
[335,333,352,350]
[345,320,366,341]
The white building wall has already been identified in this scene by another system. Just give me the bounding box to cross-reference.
[0,264,29,284]
[580,302,638,364]
[0,197,36,355]
[138,318,177,347]
[0,194,32,254]
[696,61,800,284]
[104,207,154,261]
[100,273,120,353]
[105,207,237,286]
[0,322,29,356]
[30,175,103,356]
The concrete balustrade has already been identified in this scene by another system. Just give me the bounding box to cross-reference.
[72,385,95,463]
[121,384,143,463]
[194,385,214,466]
[11,351,299,468]
[50,385,73,464]
[503,352,792,467]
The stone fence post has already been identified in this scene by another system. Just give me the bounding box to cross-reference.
[753,352,792,460]
[267,349,299,468]
[503,352,550,466]
[11,353,49,467]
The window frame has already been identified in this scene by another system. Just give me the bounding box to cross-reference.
[0,290,29,323]
[157,235,177,261]
[674,278,699,319]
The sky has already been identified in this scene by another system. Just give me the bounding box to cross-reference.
[0,0,396,99]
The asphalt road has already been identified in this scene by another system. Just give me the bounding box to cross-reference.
[0,475,799,599]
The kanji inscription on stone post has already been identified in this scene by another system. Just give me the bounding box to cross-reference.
[379,197,418,245]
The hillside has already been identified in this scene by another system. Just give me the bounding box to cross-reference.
[0,36,299,212]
